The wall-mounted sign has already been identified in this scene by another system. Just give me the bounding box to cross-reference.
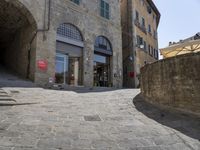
[129,72,135,78]
[37,60,48,71]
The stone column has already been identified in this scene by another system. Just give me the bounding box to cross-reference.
[83,38,94,88]
[74,58,79,86]
[34,28,57,86]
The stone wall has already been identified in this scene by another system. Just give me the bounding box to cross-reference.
[4,24,36,79]
[140,52,200,115]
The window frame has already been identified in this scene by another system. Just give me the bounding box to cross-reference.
[70,0,80,5]
[100,0,110,20]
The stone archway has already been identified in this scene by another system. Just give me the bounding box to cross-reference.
[0,0,37,80]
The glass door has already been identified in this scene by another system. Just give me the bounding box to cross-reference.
[94,54,110,87]
[55,53,68,84]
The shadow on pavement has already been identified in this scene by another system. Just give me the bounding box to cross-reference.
[133,93,200,140]
[0,102,39,107]
[55,87,125,93]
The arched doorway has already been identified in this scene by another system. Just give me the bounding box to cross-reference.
[94,36,112,87]
[55,23,84,86]
[0,0,37,80]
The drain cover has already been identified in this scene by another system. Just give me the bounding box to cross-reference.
[84,115,101,121]
[0,98,16,102]
[0,95,10,97]
[10,90,20,94]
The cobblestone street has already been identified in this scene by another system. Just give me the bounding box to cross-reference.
[0,86,199,150]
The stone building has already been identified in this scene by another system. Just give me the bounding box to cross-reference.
[0,0,122,88]
[121,0,160,88]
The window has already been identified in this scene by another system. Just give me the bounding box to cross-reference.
[143,41,147,51]
[100,0,110,19]
[136,35,143,46]
[151,46,153,56]
[95,36,112,52]
[141,17,145,27]
[148,24,151,33]
[154,49,159,59]
[153,48,157,58]
[148,45,151,54]
[147,5,152,14]
[153,30,157,39]
[57,23,83,42]
[70,0,80,5]
[135,11,139,21]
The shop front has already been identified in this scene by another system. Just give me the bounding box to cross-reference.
[55,23,83,86]
[94,36,113,87]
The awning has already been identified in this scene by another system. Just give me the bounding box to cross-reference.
[160,39,200,58]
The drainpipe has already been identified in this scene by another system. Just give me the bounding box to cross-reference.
[27,0,51,79]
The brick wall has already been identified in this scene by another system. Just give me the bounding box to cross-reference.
[140,52,200,115]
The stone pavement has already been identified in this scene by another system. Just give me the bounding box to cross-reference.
[0,87,199,150]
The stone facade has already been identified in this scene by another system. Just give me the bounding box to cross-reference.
[0,0,122,88]
[140,52,200,116]
[121,0,160,88]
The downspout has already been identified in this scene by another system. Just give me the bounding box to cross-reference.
[27,0,51,79]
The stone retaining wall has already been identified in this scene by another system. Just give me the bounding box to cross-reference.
[140,52,200,115]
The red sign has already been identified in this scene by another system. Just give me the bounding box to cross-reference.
[129,72,135,78]
[37,60,48,71]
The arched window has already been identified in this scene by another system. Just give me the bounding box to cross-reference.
[57,23,83,42]
[94,36,112,55]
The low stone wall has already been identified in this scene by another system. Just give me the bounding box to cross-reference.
[140,52,200,115]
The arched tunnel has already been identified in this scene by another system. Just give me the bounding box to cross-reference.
[0,0,37,80]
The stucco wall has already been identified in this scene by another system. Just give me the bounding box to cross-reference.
[140,52,200,115]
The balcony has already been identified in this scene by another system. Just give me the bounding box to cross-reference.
[134,20,147,34]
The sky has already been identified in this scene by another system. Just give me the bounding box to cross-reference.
[153,0,200,49]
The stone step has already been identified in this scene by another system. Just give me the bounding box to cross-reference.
[0,98,16,102]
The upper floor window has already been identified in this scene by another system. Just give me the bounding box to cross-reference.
[148,24,151,33]
[141,17,145,27]
[70,0,80,5]
[148,45,151,54]
[100,0,110,19]
[153,30,157,39]
[143,41,147,51]
[147,5,152,14]
[135,11,139,21]
[136,35,143,46]
[95,36,112,52]
[57,23,83,42]
[95,36,112,55]
[151,46,154,56]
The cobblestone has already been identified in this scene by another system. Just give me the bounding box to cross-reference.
[0,87,199,150]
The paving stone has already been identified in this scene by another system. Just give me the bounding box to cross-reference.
[37,137,71,149]
[152,135,183,146]
[0,88,199,149]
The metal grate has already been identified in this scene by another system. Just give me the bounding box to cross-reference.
[84,115,101,121]
[57,23,83,42]
[95,36,112,51]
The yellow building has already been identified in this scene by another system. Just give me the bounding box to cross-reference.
[121,0,160,88]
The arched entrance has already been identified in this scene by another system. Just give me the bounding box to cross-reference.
[0,0,37,80]
[55,23,84,86]
[94,36,112,87]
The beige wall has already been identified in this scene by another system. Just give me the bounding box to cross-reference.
[133,0,159,68]
[121,0,160,88]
